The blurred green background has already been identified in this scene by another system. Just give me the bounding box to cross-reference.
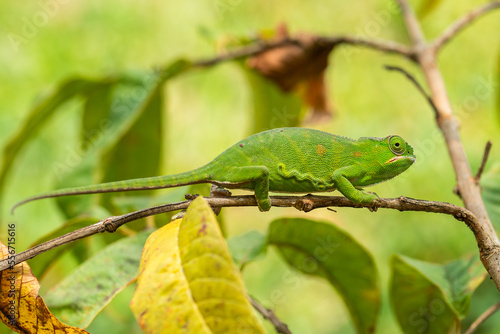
[1,0,499,333]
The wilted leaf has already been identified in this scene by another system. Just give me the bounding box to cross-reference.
[131,197,265,334]
[44,230,152,328]
[247,24,332,92]
[0,242,88,333]
[268,217,380,334]
[246,23,334,123]
[390,255,486,334]
[227,230,267,269]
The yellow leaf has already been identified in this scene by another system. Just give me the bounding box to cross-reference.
[0,242,88,333]
[131,197,265,334]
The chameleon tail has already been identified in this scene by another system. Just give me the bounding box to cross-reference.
[10,164,214,214]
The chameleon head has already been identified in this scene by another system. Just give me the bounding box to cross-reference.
[353,135,415,186]
[382,135,416,177]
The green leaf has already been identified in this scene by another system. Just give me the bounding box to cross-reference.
[228,230,267,269]
[53,77,150,217]
[390,255,486,334]
[497,48,500,127]
[44,230,152,328]
[81,83,115,151]
[482,163,500,227]
[240,65,303,133]
[55,60,192,217]
[98,60,192,213]
[131,197,265,334]
[99,83,164,212]
[268,217,380,334]
[0,77,117,199]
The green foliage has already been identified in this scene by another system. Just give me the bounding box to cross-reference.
[483,164,500,227]
[228,230,267,269]
[44,230,152,328]
[268,218,380,334]
[0,78,120,198]
[2,1,500,333]
[390,255,486,333]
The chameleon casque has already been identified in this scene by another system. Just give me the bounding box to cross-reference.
[12,127,415,212]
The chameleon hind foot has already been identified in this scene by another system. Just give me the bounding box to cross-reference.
[256,197,271,212]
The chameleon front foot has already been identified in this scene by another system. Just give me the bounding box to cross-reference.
[359,191,379,204]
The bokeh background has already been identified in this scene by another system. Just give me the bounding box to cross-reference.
[1,0,499,333]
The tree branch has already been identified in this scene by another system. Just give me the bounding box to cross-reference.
[250,297,292,334]
[193,35,414,69]
[432,1,500,52]
[194,39,300,67]
[0,195,478,272]
[464,301,500,334]
[317,36,415,60]
[396,0,500,291]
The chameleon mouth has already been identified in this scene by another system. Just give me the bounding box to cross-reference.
[386,156,416,164]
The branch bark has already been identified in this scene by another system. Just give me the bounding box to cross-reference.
[396,0,500,290]
[0,195,477,272]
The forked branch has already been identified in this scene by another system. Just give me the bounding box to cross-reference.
[395,0,500,291]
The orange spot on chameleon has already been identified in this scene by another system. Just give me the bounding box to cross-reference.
[316,144,327,156]
[353,152,362,157]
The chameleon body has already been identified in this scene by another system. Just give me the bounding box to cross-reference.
[12,128,415,212]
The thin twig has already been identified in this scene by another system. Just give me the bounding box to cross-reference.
[464,301,500,334]
[384,65,438,117]
[397,0,426,48]
[454,141,493,197]
[432,1,500,52]
[193,35,414,69]
[194,39,300,67]
[250,297,292,334]
[317,36,415,60]
[0,195,478,271]
[475,141,493,182]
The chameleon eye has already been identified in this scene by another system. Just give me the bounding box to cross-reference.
[388,136,406,155]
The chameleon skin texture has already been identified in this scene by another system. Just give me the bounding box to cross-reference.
[12,128,415,212]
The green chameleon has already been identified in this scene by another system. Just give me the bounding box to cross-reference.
[12,127,415,212]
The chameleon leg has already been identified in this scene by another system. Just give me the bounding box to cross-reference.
[223,166,271,211]
[331,166,378,204]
